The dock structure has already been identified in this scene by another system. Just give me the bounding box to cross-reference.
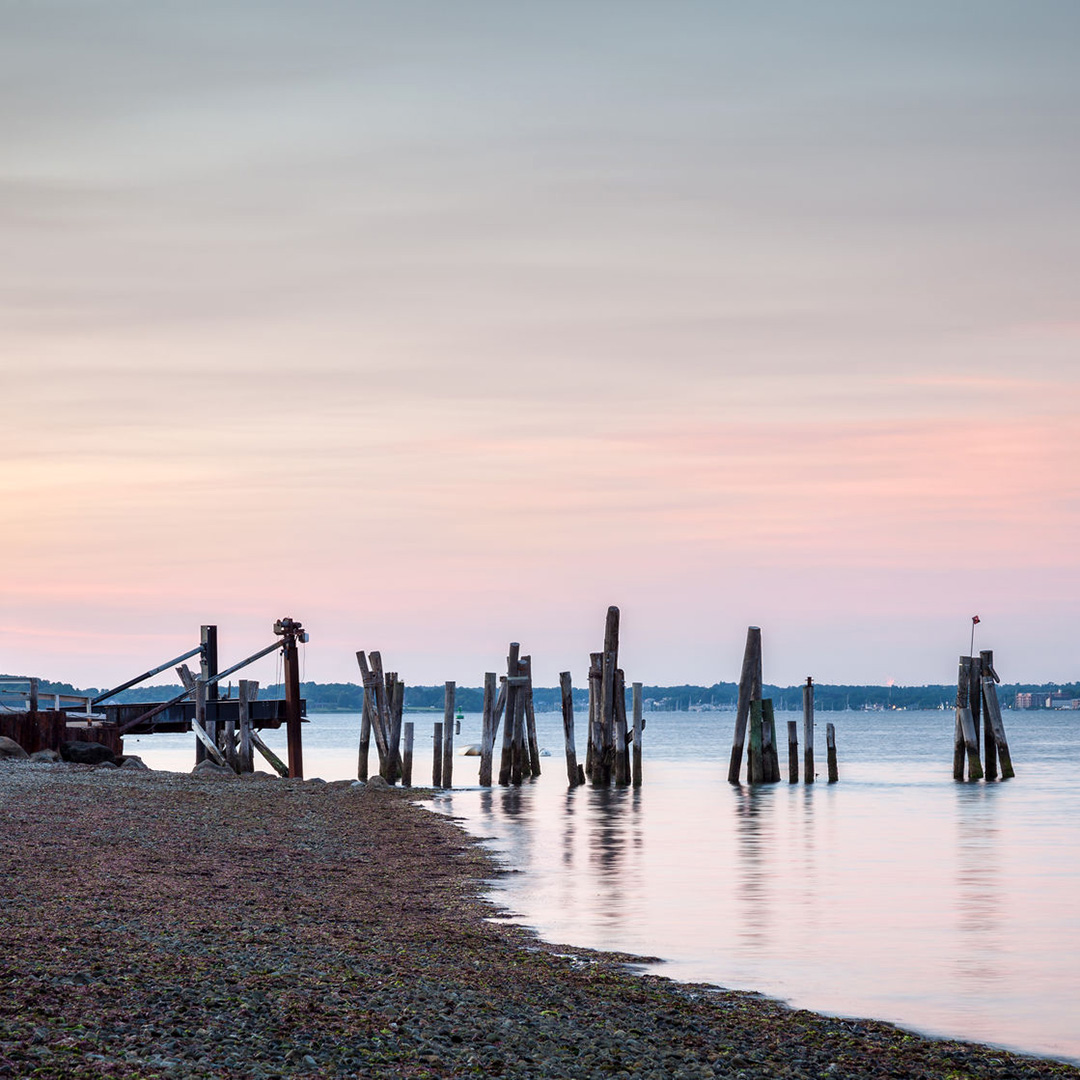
[954,648,1014,782]
[1,619,309,777]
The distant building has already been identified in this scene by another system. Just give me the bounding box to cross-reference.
[1015,692,1036,709]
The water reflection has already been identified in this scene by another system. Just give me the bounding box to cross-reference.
[954,784,1004,989]
[733,785,773,949]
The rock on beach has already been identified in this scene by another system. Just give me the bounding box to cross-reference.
[1,762,1078,1080]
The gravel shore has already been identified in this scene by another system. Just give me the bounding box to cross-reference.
[1,761,1077,1080]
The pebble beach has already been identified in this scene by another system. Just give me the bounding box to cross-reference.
[2,760,1079,1080]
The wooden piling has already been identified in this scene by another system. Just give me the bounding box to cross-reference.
[980,674,1015,780]
[748,699,765,785]
[250,727,288,777]
[826,723,838,783]
[358,687,372,781]
[802,676,815,784]
[787,720,799,784]
[522,656,541,778]
[281,622,304,780]
[632,681,643,787]
[479,672,497,787]
[385,673,405,783]
[192,677,228,768]
[498,644,520,786]
[237,679,256,773]
[510,676,527,785]
[955,657,983,781]
[355,651,391,771]
[728,626,762,784]
[442,681,455,789]
[980,650,999,780]
[586,652,602,783]
[432,722,443,787]
[762,698,781,783]
[402,721,414,788]
[559,671,580,786]
[614,668,629,786]
[598,606,620,786]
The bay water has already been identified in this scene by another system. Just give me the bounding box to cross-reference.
[131,706,1080,1062]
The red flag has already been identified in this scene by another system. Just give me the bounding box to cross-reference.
[972,615,980,625]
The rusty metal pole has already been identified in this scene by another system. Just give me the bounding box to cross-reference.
[278,618,304,779]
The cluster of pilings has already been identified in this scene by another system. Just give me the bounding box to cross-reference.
[356,651,413,786]
[727,626,836,786]
[954,649,1014,781]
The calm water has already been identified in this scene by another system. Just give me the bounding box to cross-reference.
[133,706,1080,1062]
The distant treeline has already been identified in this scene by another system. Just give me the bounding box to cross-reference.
[9,675,1079,712]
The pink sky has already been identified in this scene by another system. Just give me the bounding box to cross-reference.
[2,3,1078,689]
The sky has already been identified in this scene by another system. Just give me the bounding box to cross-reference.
[2,1,1078,691]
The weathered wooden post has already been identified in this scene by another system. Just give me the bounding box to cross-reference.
[802,676,815,784]
[442,681,455,789]
[728,626,762,784]
[510,676,528,785]
[614,668,629,786]
[196,625,218,763]
[498,644,520,786]
[748,699,765,784]
[980,650,999,779]
[980,670,1015,780]
[479,672,497,787]
[787,720,799,784]
[522,656,542,778]
[826,723,839,783]
[586,652,602,782]
[402,721,414,787]
[762,698,781,783]
[632,680,643,787]
[387,673,405,783]
[432,721,443,787]
[598,606,620,786]
[237,679,256,773]
[358,687,372,781]
[274,617,305,779]
[559,671,580,786]
[955,657,983,781]
[355,651,390,776]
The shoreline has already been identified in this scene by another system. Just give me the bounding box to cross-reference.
[2,762,1079,1079]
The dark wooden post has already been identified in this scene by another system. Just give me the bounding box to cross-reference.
[586,652,602,782]
[980,673,1015,780]
[802,676,815,784]
[498,644,520,786]
[955,657,983,781]
[598,606,620,786]
[432,722,443,787]
[826,723,839,782]
[479,672,497,787]
[237,679,256,773]
[402,721,414,787]
[787,720,799,783]
[358,687,372,781]
[762,698,781,782]
[967,655,982,756]
[728,626,762,784]
[510,676,528,785]
[980,650,998,779]
[522,656,542,778]
[559,671,580,786]
[442,681,455,788]
[275,617,304,779]
[197,625,218,763]
[614,668,630,785]
[748,699,765,784]
[386,673,404,783]
[631,680,643,787]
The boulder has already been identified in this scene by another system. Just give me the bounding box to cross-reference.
[118,755,149,771]
[364,774,390,790]
[191,759,236,778]
[29,749,61,763]
[0,736,29,760]
[60,741,117,766]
